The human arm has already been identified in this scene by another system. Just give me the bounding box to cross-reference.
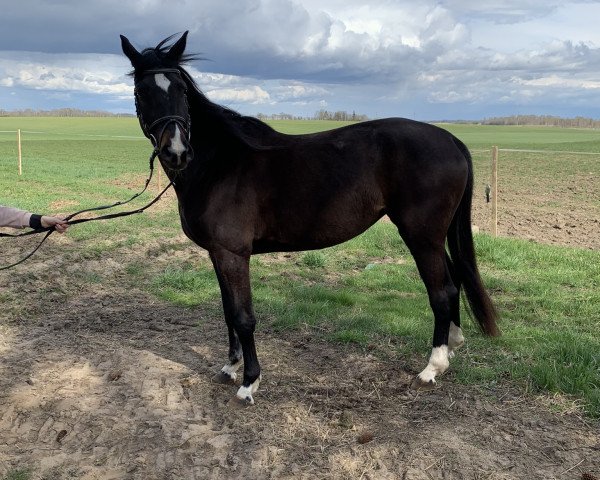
[0,206,69,232]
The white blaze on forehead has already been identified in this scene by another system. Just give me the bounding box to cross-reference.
[154,73,171,93]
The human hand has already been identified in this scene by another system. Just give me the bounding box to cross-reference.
[41,216,69,233]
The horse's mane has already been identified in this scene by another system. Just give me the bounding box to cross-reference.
[128,34,198,78]
[178,68,280,150]
[134,34,280,151]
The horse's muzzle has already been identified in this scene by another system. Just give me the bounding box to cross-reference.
[158,141,194,171]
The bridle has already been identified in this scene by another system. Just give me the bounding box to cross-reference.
[0,69,193,270]
[134,68,192,152]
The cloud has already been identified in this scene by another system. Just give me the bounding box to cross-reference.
[1,1,600,119]
[0,52,131,96]
[270,82,330,102]
[443,0,563,23]
[206,86,271,104]
[0,1,465,84]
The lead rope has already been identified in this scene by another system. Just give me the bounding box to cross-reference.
[0,148,173,271]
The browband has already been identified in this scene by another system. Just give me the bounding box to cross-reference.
[141,69,181,75]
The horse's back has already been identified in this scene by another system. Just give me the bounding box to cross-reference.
[271,117,469,201]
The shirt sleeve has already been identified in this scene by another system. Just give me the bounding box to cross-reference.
[0,205,33,229]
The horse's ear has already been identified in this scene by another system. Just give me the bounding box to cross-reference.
[120,35,142,66]
[167,31,188,60]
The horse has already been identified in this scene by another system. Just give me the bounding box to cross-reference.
[121,31,499,405]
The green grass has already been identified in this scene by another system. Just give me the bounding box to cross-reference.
[151,265,220,307]
[151,224,600,416]
[301,251,327,268]
[0,118,179,251]
[1,117,599,416]
[1,469,32,480]
[438,123,600,151]
[266,119,356,134]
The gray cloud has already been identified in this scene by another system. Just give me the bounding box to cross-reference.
[443,0,562,23]
[1,0,600,119]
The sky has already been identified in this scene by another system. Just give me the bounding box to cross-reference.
[1,0,600,120]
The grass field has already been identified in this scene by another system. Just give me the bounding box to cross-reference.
[1,117,599,417]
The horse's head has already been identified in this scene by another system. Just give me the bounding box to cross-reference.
[121,32,194,171]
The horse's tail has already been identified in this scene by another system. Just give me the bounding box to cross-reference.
[447,138,500,337]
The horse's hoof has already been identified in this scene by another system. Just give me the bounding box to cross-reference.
[212,371,237,385]
[228,394,254,408]
[234,377,260,406]
[235,387,254,406]
[410,376,437,391]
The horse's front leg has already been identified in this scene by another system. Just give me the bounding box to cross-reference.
[215,325,243,382]
[209,248,261,405]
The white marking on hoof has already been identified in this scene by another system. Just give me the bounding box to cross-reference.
[448,322,465,358]
[417,345,450,384]
[220,361,242,382]
[154,73,171,93]
[236,375,261,405]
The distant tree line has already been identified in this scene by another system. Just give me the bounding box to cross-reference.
[2,107,370,121]
[255,112,305,121]
[313,109,369,121]
[482,115,600,128]
[256,110,369,122]
[0,108,134,117]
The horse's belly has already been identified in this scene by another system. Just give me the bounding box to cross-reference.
[252,213,384,254]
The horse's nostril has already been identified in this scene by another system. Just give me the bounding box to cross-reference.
[158,146,191,170]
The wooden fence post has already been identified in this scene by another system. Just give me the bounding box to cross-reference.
[17,129,22,175]
[491,146,498,237]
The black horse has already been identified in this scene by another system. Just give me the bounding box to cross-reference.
[121,32,499,405]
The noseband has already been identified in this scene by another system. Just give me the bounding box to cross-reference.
[134,68,191,151]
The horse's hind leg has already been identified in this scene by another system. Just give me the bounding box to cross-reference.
[408,244,458,389]
[389,209,459,389]
[446,252,465,359]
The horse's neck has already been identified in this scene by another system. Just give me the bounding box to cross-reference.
[192,107,239,148]
[165,92,253,194]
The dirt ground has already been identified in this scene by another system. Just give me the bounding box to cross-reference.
[470,154,599,251]
[1,161,599,480]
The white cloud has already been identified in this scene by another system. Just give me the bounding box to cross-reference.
[517,75,600,90]
[0,52,131,96]
[271,83,330,101]
[1,1,600,119]
[206,86,271,104]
